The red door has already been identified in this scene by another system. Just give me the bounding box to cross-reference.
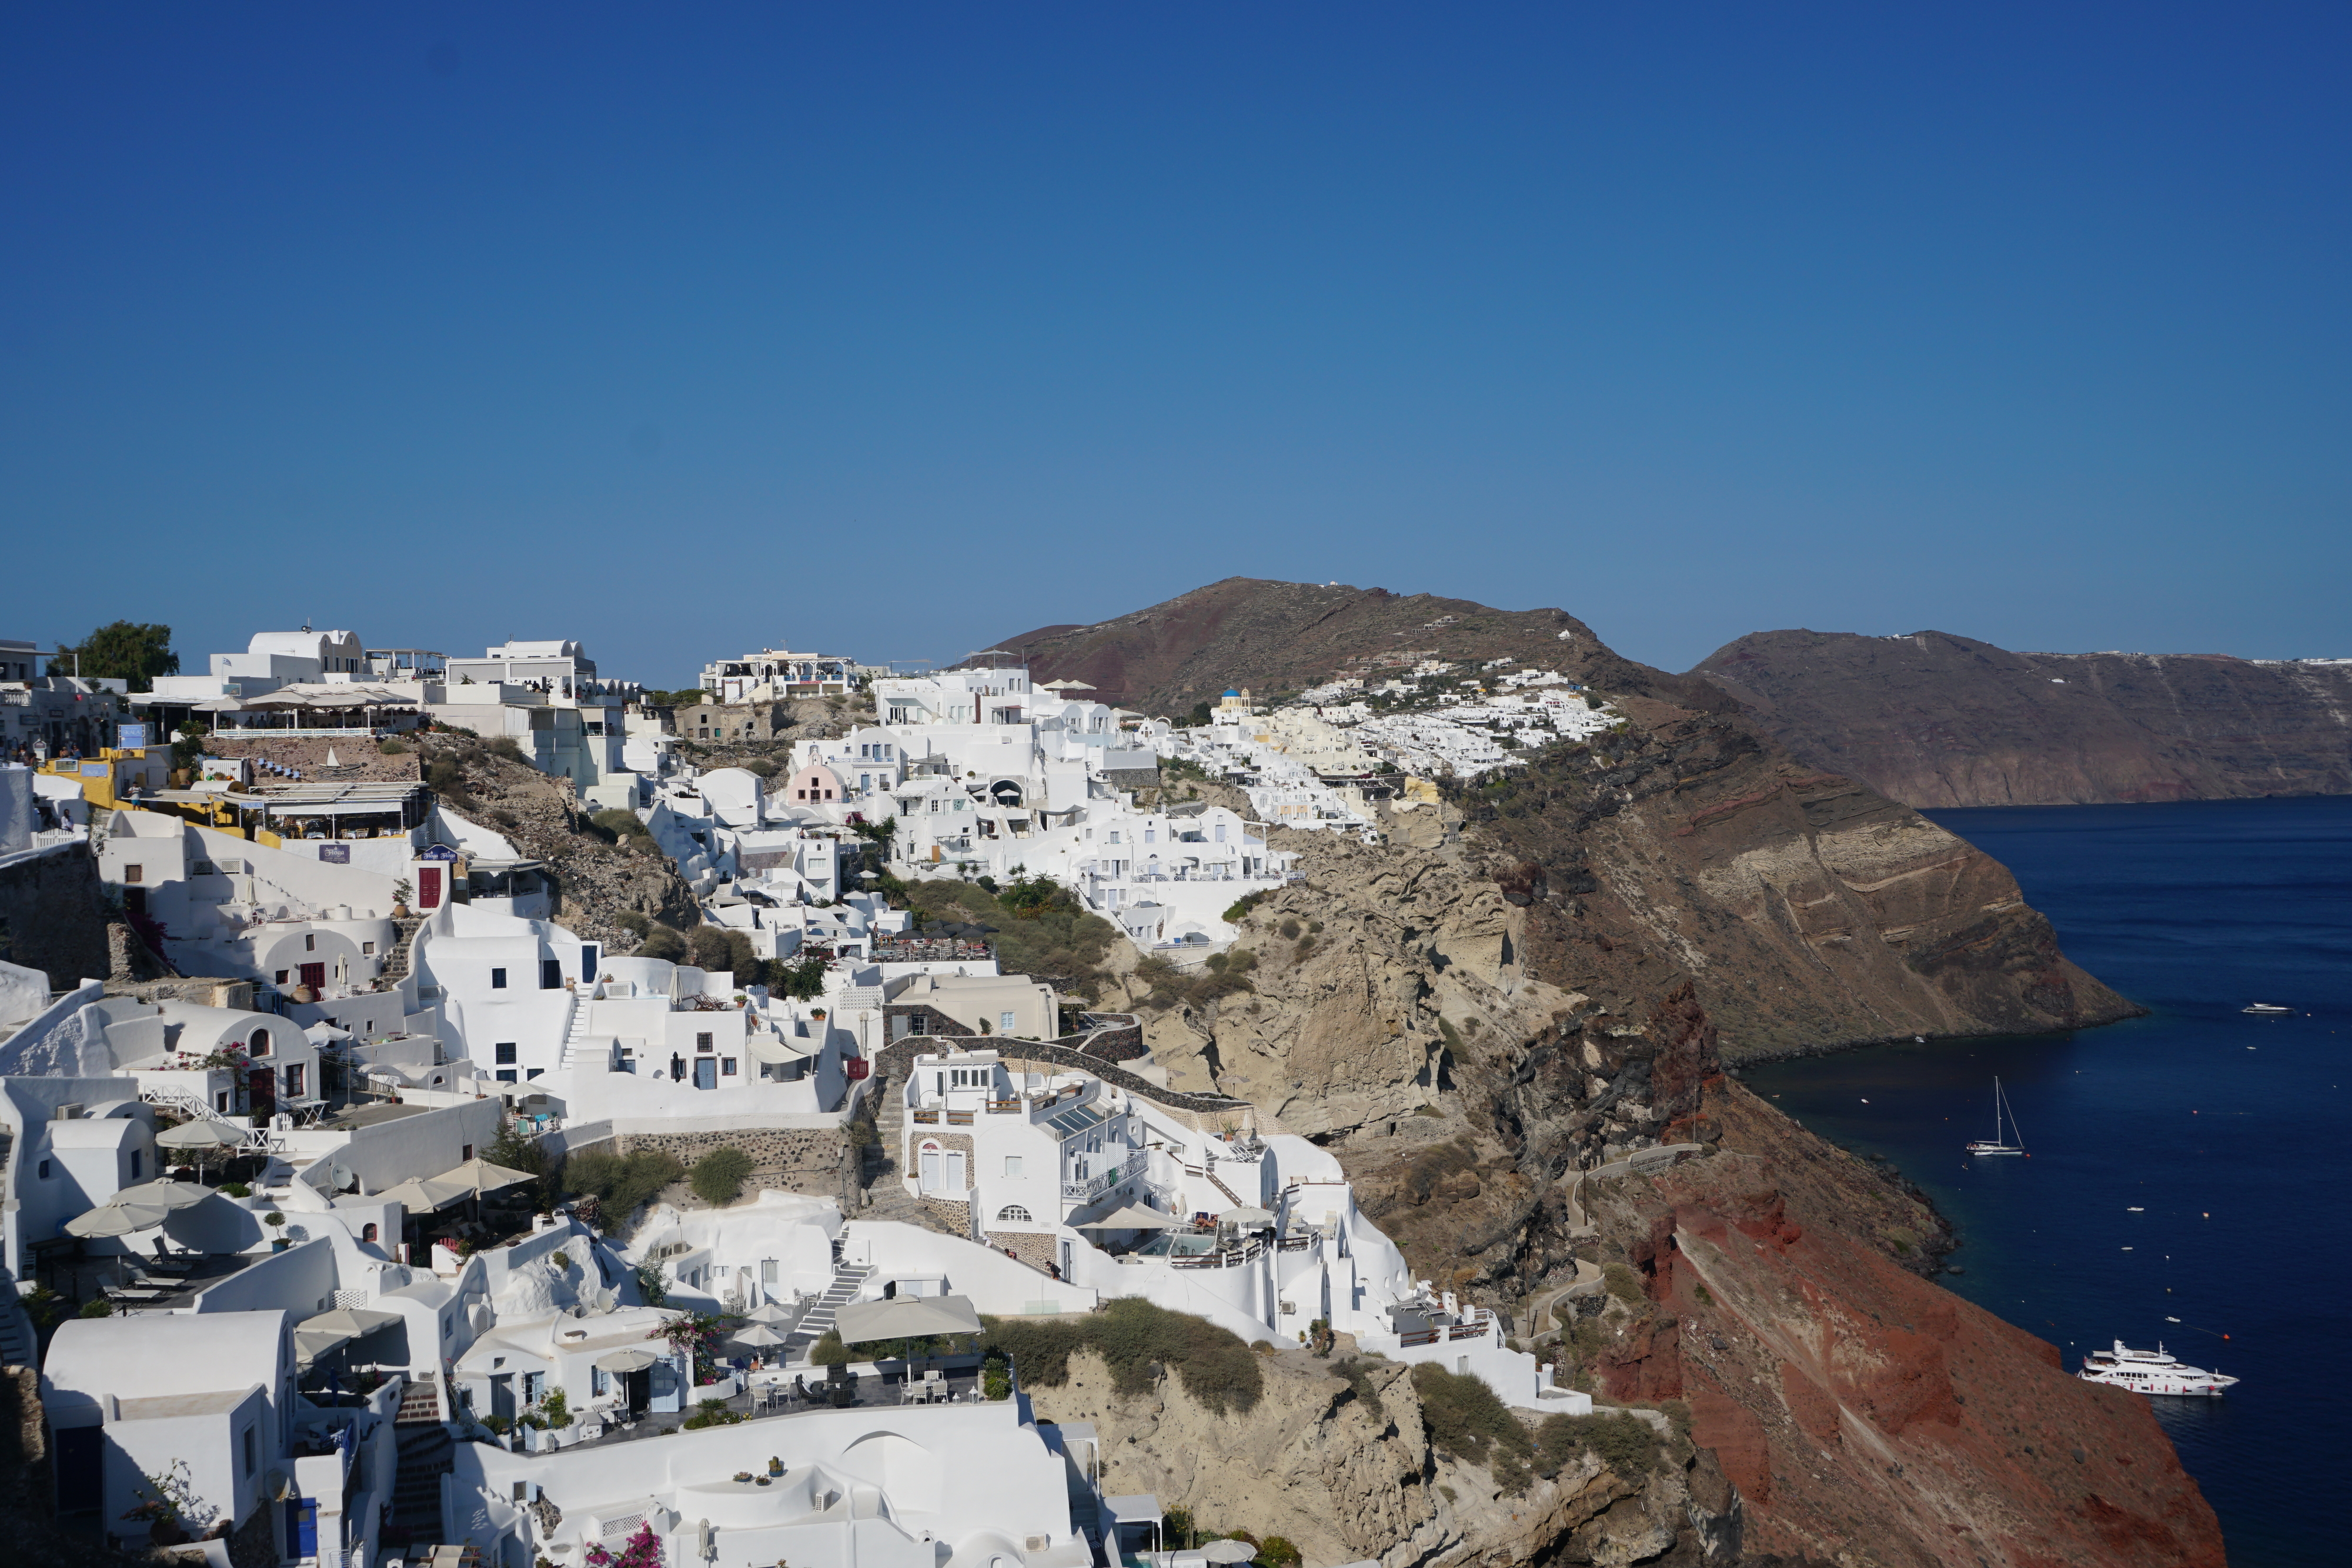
[417,866,442,909]
[248,1065,276,1115]
[299,962,326,991]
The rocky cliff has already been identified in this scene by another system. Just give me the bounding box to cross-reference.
[418,737,700,950]
[1004,580,2219,1563]
[1694,628,2352,807]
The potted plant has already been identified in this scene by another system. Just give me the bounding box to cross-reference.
[767,1455,783,1477]
[392,877,413,919]
[121,1459,205,1547]
[263,1212,289,1250]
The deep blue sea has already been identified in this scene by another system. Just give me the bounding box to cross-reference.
[1745,796,2352,1568]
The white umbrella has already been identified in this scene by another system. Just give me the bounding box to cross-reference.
[728,1323,789,1348]
[594,1348,660,1373]
[740,1300,794,1325]
[1197,1542,1259,1563]
[111,1179,211,1212]
[65,1203,169,1238]
[156,1119,248,1150]
[832,1294,985,1345]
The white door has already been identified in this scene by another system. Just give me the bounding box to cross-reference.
[946,1152,967,1192]
[920,1150,940,1191]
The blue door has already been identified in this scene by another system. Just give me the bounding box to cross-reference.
[286,1499,317,1558]
[694,1057,717,1090]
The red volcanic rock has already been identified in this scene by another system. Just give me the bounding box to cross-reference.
[1591,1079,2229,1568]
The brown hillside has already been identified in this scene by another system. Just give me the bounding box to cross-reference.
[1693,627,2352,807]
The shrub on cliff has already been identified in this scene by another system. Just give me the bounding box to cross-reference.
[981,1299,1263,1416]
[1410,1362,1532,1482]
[562,1148,684,1232]
[1535,1410,1661,1478]
[1603,1262,1646,1305]
[689,1146,754,1206]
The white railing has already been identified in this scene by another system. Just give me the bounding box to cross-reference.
[1061,1151,1147,1203]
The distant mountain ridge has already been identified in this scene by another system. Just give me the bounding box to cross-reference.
[1692,628,2352,808]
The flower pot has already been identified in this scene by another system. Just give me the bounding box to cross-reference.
[271,1239,290,1252]
[148,1517,189,1547]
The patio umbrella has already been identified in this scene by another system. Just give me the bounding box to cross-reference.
[1197,1542,1259,1563]
[65,1202,170,1238]
[728,1323,789,1348]
[111,1179,211,1212]
[1075,1203,1188,1230]
[293,1306,402,1366]
[832,1294,984,1345]
[594,1348,659,1373]
[156,1119,248,1151]
[740,1300,794,1325]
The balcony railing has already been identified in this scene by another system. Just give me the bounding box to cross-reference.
[1061,1151,1146,1203]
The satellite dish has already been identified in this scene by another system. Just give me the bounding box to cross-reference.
[329,1164,356,1193]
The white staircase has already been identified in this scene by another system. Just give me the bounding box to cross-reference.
[557,991,594,1071]
[783,1254,873,1361]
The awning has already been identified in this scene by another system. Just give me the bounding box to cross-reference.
[1075,1204,1188,1231]
[293,1306,402,1365]
[1104,1494,1162,1527]
[746,1031,819,1065]
[594,1348,660,1373]
[831,1293,984,1345]
[1197,1541,1259,1563]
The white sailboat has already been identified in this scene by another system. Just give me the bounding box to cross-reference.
[1965,1076,2025,1156]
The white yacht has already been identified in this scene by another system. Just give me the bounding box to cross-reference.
[1965,1076,2025,1156]
[2241,1002,2293,1015]
[2078,1340,2239,1397]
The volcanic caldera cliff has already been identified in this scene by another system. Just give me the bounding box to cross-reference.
[1694,627,2352,807]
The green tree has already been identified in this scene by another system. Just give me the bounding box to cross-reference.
[51,621,178,691]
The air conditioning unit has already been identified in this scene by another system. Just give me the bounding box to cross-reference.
[52,1103,84,1121]
[1024,1538,1051,1553]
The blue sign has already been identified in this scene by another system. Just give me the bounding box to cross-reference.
[318,844,350,864]
[117,723,149,748]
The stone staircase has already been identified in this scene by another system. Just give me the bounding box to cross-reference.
[386,1373,452,1540]
[0,1259,36,1368]
[377,915,426,984]
[783,1256,873,1361]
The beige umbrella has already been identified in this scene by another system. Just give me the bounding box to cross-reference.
[1075,1203,1188,1230]
[1197,1542,1259,1563]
[379,1156,537,1212]
[832,1294,984,1345]
[594,1348,660,1373]
[112,1179,211,1212]
[740,1300,794,1325]
[65,1202,170,1238]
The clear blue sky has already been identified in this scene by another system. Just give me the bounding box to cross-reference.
[6,4,2348,684]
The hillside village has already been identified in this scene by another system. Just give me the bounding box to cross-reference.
[0,625,1668,1568]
